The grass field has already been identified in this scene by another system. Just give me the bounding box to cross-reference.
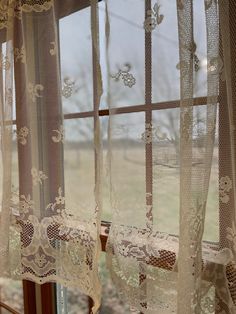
[64,145,219,242]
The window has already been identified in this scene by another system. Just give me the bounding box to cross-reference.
[0,1,235,313]
[54,0,232,313]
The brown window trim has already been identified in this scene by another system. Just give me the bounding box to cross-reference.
[0,302,21,314]
[63,96,210,120]
[9,95,211,126]
[57,0,102,19]
[22,280,37,314]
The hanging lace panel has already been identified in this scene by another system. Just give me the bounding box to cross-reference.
[105,0,236,313]
[0,1,102,312]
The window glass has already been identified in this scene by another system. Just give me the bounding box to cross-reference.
[0,279,24,313]
[64,118,96,221]
[152,106,219,242]
[57,284,88,314]
[106,0,145,107]
[102,112,146,228]
[60,7,94,113]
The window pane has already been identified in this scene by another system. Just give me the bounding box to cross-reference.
[106,0,145,107]
[152,0,208,103]
[64,118,96,221]
[57,284,88,314]
[0,278,24,313]
[152,106,219,242]
[152,0,180,103]
[60,2,107,114]
[102,112,146,227]
[60,7,94,113]
[152,108,180,235]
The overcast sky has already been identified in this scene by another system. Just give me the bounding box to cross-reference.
[59,0,209,140]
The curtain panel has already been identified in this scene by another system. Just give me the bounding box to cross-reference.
[105,0,236,313]
[0,0,101,312]
[0,0,235,313]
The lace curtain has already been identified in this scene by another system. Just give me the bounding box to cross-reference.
[105,0,236,313]
[0,0,235,313]
[0,0,102,312]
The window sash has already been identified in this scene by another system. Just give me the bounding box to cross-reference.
[13,1,236,312]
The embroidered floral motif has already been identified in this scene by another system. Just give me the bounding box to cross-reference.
[16,126,29,145]
[46,187,65,213]
[177,42,200,73]
[0,4,19,30]
[176,60,188,77]
[202,296,216,313]
[55,187,65,205]
[208,56,225,81]
[219,176,232,204]
[143,17,156,32]
[0,53,10,70]
[154,126,167,140]
[14,46,26,63]
[177,0,184,9]
[10,191,34,219]
[108,225,178,265]
[19,194,34,216]
[205,0,217,10]
[49,41,57,56]
[141,123,167,144]
[28,83,44,102]
[31,168,48,186]
[177,56,200,73]
[226,222,236,252]
[123,73,136,87]
[62,77,75,98]
[0,1,54,30]
[52,125,64,143]
[7,182,100,304]
[141,123,153,144]
[143,3,164,32]
[34,253,47,268]
[111,63,136,88]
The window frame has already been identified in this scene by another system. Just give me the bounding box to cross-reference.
[55,1,236,313]
[4,1,235,314]
[47,1,236,313]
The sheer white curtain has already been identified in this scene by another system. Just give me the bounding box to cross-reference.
[0,1,101,312]
[105,0,236,313]
[0,0,235,313]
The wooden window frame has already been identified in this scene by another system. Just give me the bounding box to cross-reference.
[54,1,236,313]
[1,1,234,314]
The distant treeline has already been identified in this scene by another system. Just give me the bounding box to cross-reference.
[12,138,219,150]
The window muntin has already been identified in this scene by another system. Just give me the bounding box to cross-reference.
[59,0,220,242]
